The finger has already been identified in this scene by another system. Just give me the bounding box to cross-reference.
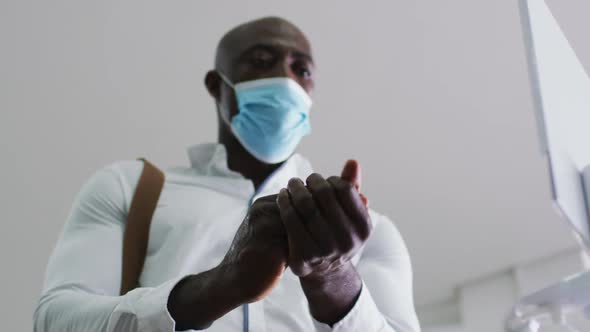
[339,160,368,207]
[287,178,336,253]
[276,188,318,266]
[305,173,354,251]
[251,194,281,220]
[327,176,372,240]
[340,159,361,191]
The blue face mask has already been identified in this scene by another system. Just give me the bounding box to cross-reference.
[218,73,312,164]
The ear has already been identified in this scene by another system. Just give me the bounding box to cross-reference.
[205,70,221,101]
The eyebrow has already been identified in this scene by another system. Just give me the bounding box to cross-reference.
[292,50,314,64]
[239,43,314,65]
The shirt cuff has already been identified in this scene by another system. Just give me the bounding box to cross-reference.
[311,281,388,332]
[107,277,185,332]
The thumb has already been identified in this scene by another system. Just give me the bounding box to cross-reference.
[340,159,362,191]
[341,160,369,207]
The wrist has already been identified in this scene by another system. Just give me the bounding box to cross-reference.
[299,262,363,325]
[300,262,360,293]
[167,264,244,330]
[214,263,250,305]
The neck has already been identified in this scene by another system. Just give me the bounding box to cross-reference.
[218,125,282,190]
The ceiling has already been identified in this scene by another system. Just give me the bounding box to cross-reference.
[2,0,590,328]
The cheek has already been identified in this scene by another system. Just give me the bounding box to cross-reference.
[303,82,315,97]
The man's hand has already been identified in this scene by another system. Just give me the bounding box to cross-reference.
[168,194,288,330]
[220,194,289,302]
[276,160,373,324]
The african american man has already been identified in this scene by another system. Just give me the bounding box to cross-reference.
[34,17,421,332]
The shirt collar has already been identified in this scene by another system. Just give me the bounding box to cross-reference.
[187,143,243,178]
[186,143,314,199]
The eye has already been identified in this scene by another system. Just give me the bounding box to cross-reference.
[299,67,311,79]
[293,63,312,79]
[250,49,274,68]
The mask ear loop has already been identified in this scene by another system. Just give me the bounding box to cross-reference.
[216,71,235,126]
[217,71,235,89]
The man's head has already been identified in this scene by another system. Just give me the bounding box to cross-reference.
[205,18,315,166]
[205,16,315,121]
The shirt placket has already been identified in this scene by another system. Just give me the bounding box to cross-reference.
[243,157,300,332]
[246,300,267,332]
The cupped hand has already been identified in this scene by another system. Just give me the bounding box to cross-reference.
[276,160,372,281]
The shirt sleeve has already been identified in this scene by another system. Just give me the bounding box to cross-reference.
[33,161,182,332]
[311,213,421,332]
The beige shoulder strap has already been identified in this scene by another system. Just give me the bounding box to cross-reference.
[120,158,165,295]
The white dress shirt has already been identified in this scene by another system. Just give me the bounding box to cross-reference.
[34,143,421,332]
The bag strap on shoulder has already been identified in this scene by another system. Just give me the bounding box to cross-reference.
[120,158,165,295]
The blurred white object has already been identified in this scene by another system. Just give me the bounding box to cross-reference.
[505,281,589,331]
[506,0,590,330]
[507,318,540,332]
[519,0,590,244]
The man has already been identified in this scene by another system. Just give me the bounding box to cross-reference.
[34,17,421,331]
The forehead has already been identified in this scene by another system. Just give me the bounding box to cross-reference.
[229,22,312,61]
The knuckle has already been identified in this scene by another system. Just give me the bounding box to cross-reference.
[288,177,303,187]
[306,173,322,184]
[327,175,340,183]
[289,183,310,201]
